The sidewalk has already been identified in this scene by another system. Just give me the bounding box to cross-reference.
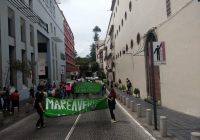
[0,99,35,131]
[114,88,200,140]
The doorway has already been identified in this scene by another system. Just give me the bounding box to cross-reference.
[144,32,161,102]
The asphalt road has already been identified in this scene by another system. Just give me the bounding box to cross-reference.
[0,102,137,140]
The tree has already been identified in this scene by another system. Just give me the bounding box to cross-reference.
[93,26,101,42]
[90,61,99,73]
[75,57,90,77]
[90,43,96,62]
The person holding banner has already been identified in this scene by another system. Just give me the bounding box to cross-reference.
[107,85,117,123]
[34,87,45,129]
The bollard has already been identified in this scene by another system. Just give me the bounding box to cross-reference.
[25,103,30,113]
[130,101,135,112]
[191,132,200,140]
[14,107,19,116]
[123,96,126,105]
[137,104,142,117]
[146,109,152,125]
[160,116,167,137]
[126,98,130,108]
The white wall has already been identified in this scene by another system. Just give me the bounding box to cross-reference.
[106,0,200,117]
[158,1,200,117]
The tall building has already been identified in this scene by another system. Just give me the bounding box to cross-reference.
[63,17,77,80]
[105,0,200,117]
[0,0,66,99]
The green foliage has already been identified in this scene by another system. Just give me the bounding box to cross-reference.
[10,60,35,76]
[90,43,96,61]
[121,84,126,91]
[75,57,90,77]
[93,26,101,33]
[134,88,140,95]
[97,70,106,80]
[90,62,99,72]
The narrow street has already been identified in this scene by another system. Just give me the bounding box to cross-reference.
[0,103,137,140]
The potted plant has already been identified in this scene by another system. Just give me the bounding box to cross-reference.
[121,84,126,92]
[134,88,140,98]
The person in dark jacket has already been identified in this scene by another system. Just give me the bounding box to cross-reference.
[107,85,117,123]
[34,87,45,129]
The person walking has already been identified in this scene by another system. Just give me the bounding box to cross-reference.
[2,87,10,111]
[101,84,106,96]
[107,85,117,123]
[10,89,20,113]
[34,87,45,129]
[65,83,71,98]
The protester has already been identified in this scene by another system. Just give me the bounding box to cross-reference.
[71,82,77,99]
[3,87,10,111]
[34,86,45,129]
[0,87,6,110]
[107,85,117,123]
[101,84,106,96]
[65,83,71,98]
[10,89,20,113]
[126,78,132,95]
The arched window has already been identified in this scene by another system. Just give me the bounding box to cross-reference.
[126,44,129,51]
[125,12,127,20]
[129,1,132,12]
[121,19,124,26]
[131,39,134,49]
[137,33,141,45]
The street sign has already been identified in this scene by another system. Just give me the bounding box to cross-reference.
[153,42,166,65]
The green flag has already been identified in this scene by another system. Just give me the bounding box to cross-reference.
[75,82,102,94]
[45,97,108,117]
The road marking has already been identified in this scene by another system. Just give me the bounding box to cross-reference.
[65,114,81,140]
[116,100,157,140]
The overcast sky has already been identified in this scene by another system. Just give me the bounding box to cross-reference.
[59,0,112,57]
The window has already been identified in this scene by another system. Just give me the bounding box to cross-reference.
[20,18,26,43]
[29,0,33,9]
[122,48,125,54]
[54,26,56,36]
[119,25,120,32]
[137,33,141,45]
[120,51,121,56]
[126,44,128,52]
[121,19,123,26]
[8,7,15,37]
[117,30,118,35]
[131,39,134,49]
[129,1,132,11]
[30,25,34,46]
[125,12,127,20]
[166,0,171,17]
[118,0,119,5]
[116,7,117,12]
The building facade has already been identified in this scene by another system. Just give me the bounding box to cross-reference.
[105,0,200,117]
[63,17,77,80]
[0,0,66,98]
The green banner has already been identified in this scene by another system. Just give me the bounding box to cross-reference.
[45,97,108,117]
[75,82,102,94]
